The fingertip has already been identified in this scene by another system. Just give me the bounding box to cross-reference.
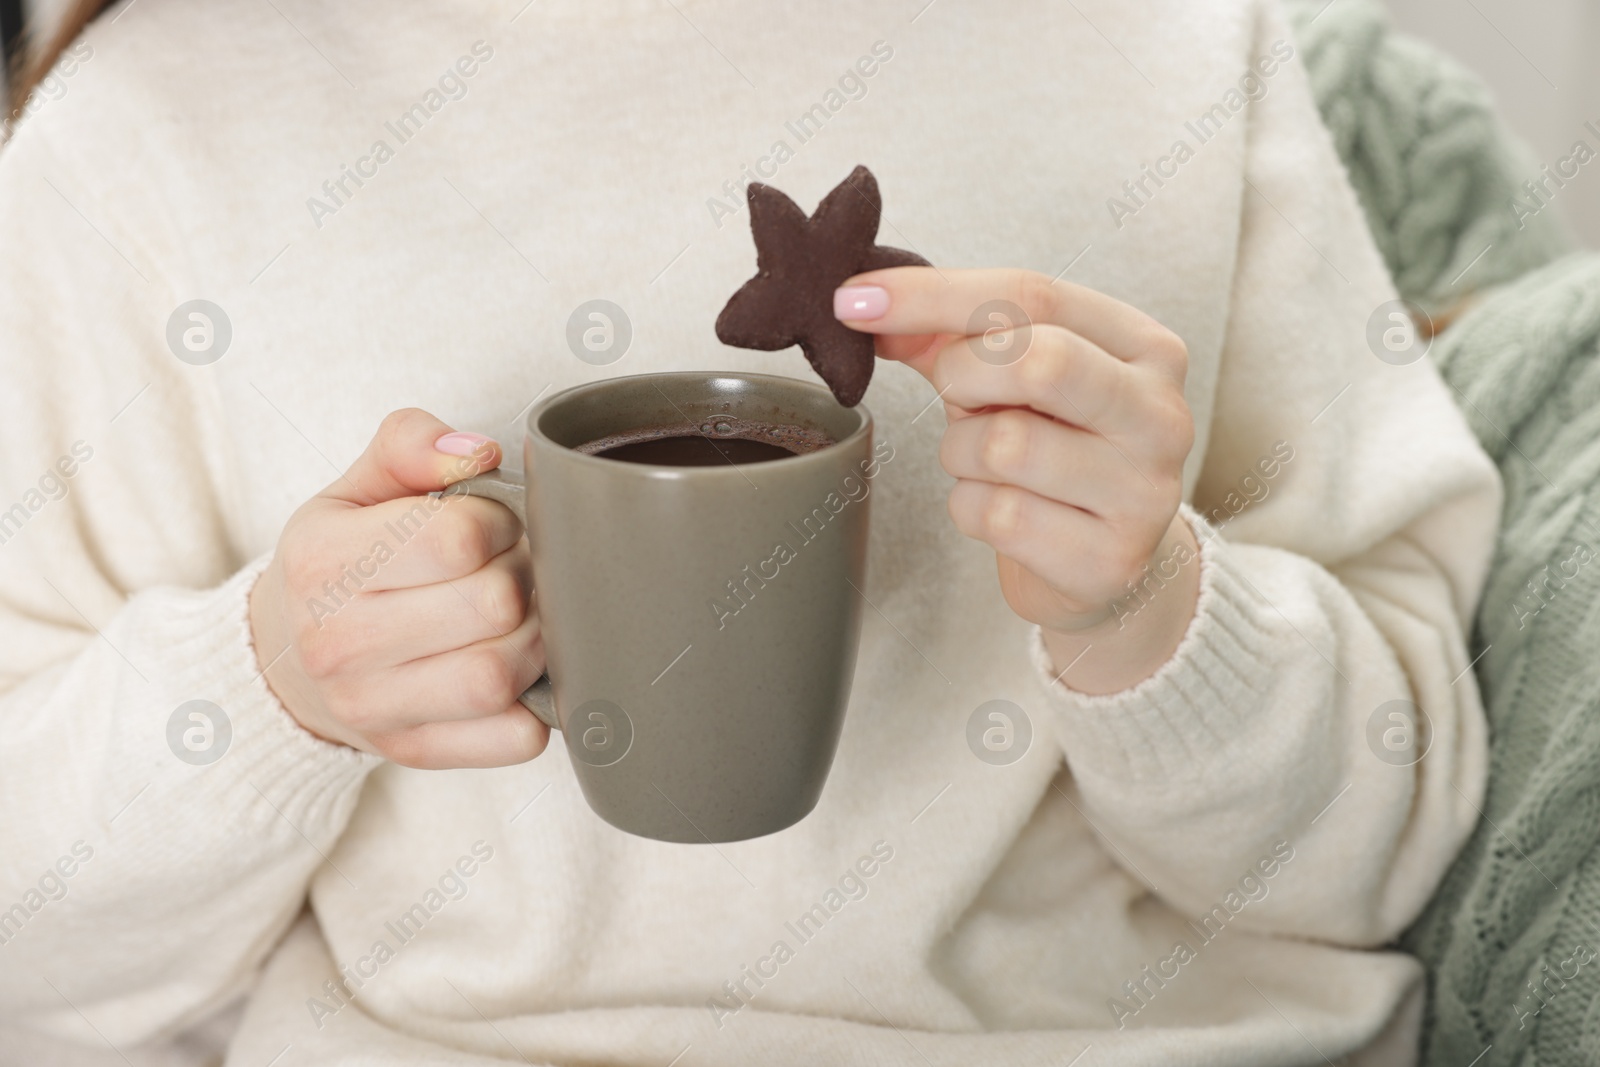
[834,284,890,323]
[434,432,501,484]
[327,411,501,505]
[435,431,499,460]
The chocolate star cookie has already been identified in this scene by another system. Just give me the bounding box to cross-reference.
[716,165,929,407]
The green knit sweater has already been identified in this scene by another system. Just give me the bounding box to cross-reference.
[1286,2,1598,1063]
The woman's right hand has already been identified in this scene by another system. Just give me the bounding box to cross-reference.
[248,408,550,768]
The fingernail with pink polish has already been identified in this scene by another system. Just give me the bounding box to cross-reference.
[834,285,890,321]
[435,432,495,457]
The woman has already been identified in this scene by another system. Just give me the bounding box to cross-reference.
[0,1,1500,1064]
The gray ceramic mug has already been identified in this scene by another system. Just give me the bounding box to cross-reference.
[443,372,873,843]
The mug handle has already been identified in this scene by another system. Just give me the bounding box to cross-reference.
[433,469,559,732]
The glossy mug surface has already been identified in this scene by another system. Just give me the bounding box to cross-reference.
[447,372,873,843]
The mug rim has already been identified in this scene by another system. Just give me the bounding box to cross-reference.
[525,371,873,477]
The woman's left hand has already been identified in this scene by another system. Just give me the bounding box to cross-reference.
[835,267,1201,693]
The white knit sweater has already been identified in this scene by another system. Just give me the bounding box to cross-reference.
[0,1,1502,1064]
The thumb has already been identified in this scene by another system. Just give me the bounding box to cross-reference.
[874,331,952,385]
[319,408,502,507]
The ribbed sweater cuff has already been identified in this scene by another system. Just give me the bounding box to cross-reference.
[1029,503,1281,782]
[140,553,381,827]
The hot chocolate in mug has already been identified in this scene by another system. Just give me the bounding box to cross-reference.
[444,371,884,843]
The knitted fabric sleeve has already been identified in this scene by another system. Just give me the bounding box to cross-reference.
[1031,0,1503,948]
[0,121,381,1042]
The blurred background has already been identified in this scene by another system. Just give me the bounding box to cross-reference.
[1387,0,1600,245]
[6,0,1598,244]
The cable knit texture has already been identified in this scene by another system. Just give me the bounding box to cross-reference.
[1282,0,1572,317]
[1394,257,1600,1065]
[1278,1,1600,1060]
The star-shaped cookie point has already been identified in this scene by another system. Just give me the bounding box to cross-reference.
[715,165,930,407]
